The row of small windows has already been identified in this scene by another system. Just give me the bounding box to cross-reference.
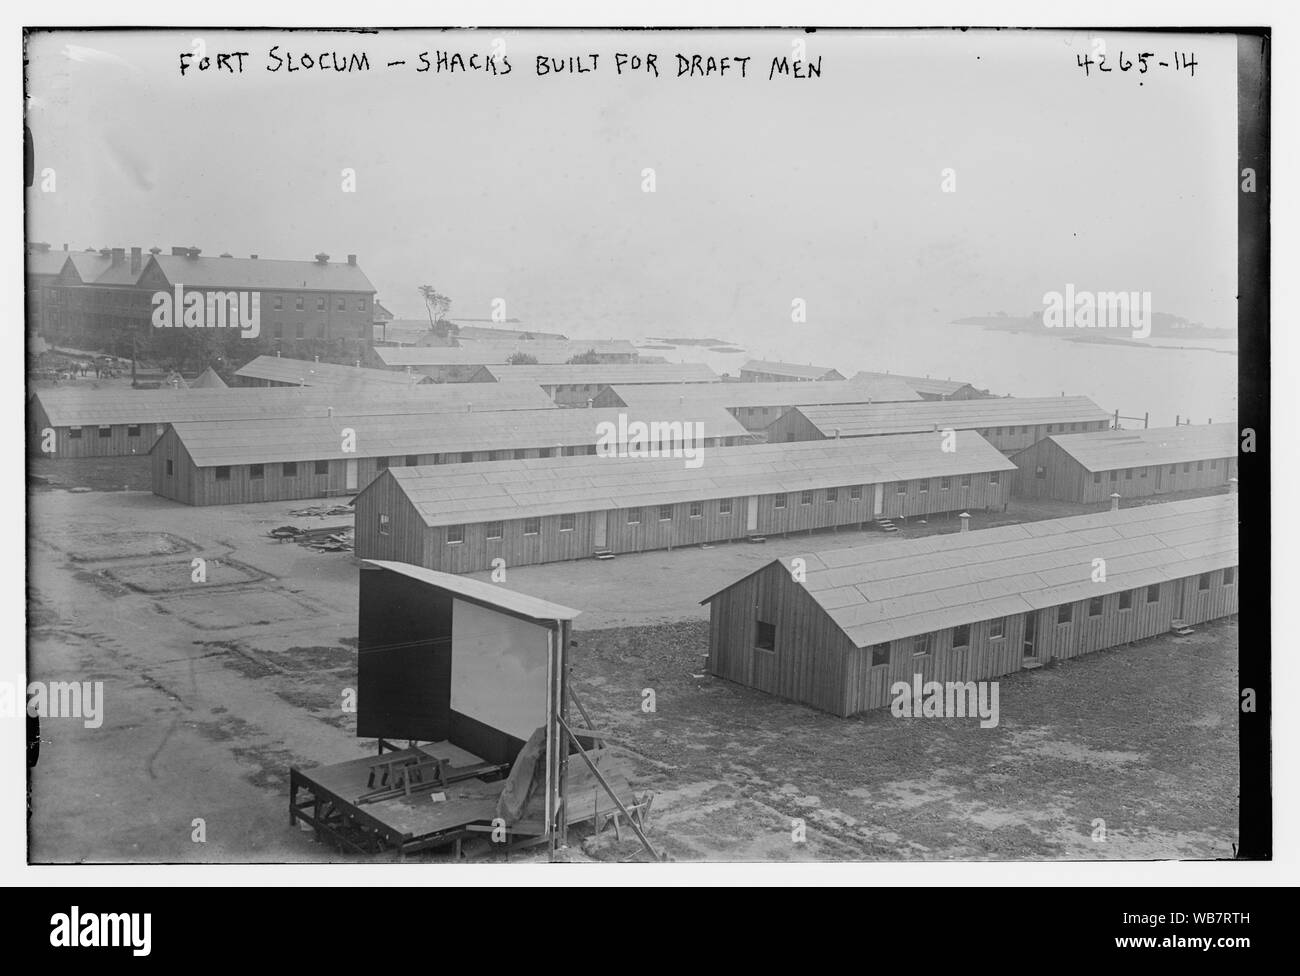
[791,574,1240,664]
[895,473,997,494]
[441,513,577,545]
[270,295,369,311]
[977,422,1105,438]
[1087,458,1231,484]
[210,460,332,480]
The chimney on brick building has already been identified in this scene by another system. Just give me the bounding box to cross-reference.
[347,254,356,265]
[110,247,125,266]
[130,247,142,273]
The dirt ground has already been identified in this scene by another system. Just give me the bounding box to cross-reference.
[25,474,1238,863]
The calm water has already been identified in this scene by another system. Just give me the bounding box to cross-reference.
[613,320,1238,429]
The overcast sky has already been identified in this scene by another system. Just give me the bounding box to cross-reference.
[25,28,1238,338]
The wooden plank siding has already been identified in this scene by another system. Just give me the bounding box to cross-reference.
[1014,438,1238,502]
[151,426,197,504]
[355,469,1009,575]
[707,563,850,715]
[33,416,165,458]
[879,472,1006,519]
[766,411,1110,454]
[151,436,737,506]
[708,568,1238,717]
[842,614,1026,716]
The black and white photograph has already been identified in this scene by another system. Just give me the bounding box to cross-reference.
[9,6,1286,902]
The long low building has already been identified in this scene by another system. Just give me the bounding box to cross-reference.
[474,362,720,406]
[234,355,430,389]
[739,360,846,382]
[851,371,986,400]
[1012,424,1238,502]
[701,495,1237,716]
[593,377,923,430]
[374,339,640,380]
[152,405,752,505]
[354,432,1017,574]
[764,396,1111,453]
[29,383,558,458]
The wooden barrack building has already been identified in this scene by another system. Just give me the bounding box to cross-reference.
[354,431,1016,574]
[763,395,1111,453]
[701,495,1238,716]
[592,377,923,430]
[29,383,557,458]
[1011,424,1239,503]
[151,405,750,506]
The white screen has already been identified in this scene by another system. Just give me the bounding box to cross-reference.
[450,598,550,741]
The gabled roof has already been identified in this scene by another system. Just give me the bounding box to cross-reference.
[852,371,980,398]
[371,431,1016,529]
[365,560,580,622]
[1028,424,1237,472]
[478,363,720,386]
[162,404,751,467]
[146,254,376,293]
[788,396,1109,438]
[704,495,1237,649]
[26,249,69,277]
[741,359,842,379]
[59,252,115,284]
[32,382,556,427]
[604,377,922,411]
[235,355,424,389]
[190,367,228,389]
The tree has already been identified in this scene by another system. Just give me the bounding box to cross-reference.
[565,348,601,365]
[507,352,539,365]
[417,285,452,336]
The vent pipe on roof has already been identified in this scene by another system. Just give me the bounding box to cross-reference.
[327,406,333,418]
[1110,492,1121,512]
[959,512,970,533]
[314,355,320,363]
[833,427,840,439]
